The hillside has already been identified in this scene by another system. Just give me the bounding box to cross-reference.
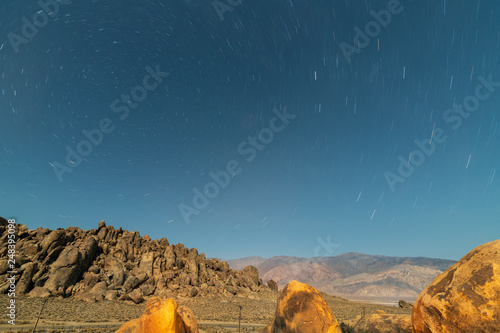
[227,252,456,298]
[0,218,268,303]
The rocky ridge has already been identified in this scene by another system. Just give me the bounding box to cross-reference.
[0,218,269,303]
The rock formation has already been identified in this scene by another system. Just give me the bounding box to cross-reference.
[116,296,198,333]
[412,239,500,333]
[397,300,412,309]
[0,220,268,303]
[267,279,278,292]
[352,310,412,333]
[263,280,342,333]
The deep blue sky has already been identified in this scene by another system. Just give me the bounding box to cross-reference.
[1,0,499,261]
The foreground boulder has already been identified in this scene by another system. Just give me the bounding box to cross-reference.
[116,296,198,333]
[263,280,341,333]
[412,239,500,333]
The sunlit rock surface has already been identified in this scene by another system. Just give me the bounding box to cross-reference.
[412,239,500,333]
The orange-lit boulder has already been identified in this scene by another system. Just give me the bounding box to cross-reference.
[116,318,139,333]
[263,280,341,333]
[412,239,500,333]
[116,296,199,333]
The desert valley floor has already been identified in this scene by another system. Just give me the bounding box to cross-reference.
[0,290,413,332]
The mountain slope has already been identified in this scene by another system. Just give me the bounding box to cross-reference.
[227,253,456,298]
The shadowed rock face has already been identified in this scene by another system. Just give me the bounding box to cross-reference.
[0,219,270,302]
[412,239,500,333]
[263,280,341,333]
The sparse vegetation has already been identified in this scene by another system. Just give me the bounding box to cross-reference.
[340,322,355,333]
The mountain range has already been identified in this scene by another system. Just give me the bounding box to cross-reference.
[226,253,457,299]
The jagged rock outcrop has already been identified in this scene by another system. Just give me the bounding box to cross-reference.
[267,279,278,292]
[412,239,500,333]
[0,220,269,303]
[117,296,198,333]
[263,280,341,333]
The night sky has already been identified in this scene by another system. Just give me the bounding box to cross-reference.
[1,0,499,261]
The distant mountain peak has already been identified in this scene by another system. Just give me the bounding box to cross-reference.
[226,253,456,299]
